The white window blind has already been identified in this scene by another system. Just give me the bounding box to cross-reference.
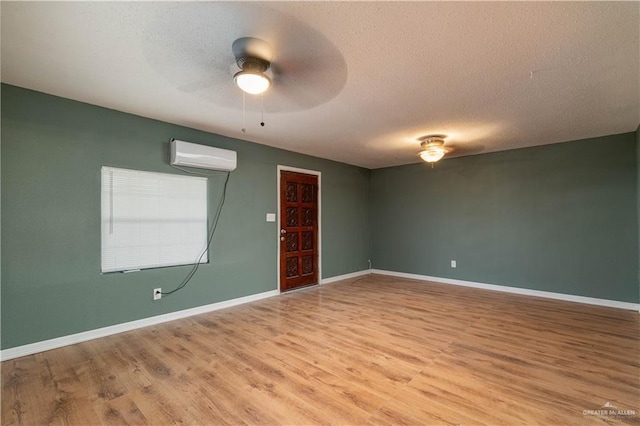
[101,167,208,273]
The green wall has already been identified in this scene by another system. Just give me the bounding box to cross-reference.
[2,83,638,351]
[371,133,639,303]
[1,84,371,349]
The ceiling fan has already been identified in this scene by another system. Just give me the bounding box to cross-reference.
[418,134,484,165]
[143,3,348,114]
[418,135,448,163]
[232,37,273,95]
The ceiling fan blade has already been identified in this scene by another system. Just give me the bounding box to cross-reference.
[263,41,347,112]
[446,143,486,158]
[177,78,216,93]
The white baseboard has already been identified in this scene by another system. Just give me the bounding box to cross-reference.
[5,270,634,361]
[1,289,279,362]
[321,269,370,284]
[372,269,640,311]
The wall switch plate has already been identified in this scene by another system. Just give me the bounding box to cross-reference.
[451,260,457,268]
[266,213,276,222]
[153,288,162,300]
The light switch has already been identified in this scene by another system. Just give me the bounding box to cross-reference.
[266,213,276,222]
[451,260,457,268]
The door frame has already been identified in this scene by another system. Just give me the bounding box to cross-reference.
[276,165,322,294]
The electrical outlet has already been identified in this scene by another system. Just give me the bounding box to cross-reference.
[451,260,457,268]
[153,288,162,300]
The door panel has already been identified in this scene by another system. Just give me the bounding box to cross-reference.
[280,171,318,291]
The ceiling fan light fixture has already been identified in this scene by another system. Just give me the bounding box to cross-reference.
[418,134,447,164]
[419,147,446,163]
[234,70,271,95]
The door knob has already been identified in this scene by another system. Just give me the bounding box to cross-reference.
[280,229,286,234]
[280,236,285,241]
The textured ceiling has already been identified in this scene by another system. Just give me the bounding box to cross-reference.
[2,2,638,169]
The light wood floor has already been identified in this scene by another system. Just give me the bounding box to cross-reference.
[2,274,639,425]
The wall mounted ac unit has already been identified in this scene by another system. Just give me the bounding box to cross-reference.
[170,139,237,172]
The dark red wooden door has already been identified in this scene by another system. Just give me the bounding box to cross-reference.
[280,171,319,291]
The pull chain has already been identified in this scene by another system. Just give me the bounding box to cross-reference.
[260,94,265,127]
[241,91,246,133]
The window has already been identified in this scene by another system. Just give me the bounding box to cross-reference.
[101,167,208,273]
